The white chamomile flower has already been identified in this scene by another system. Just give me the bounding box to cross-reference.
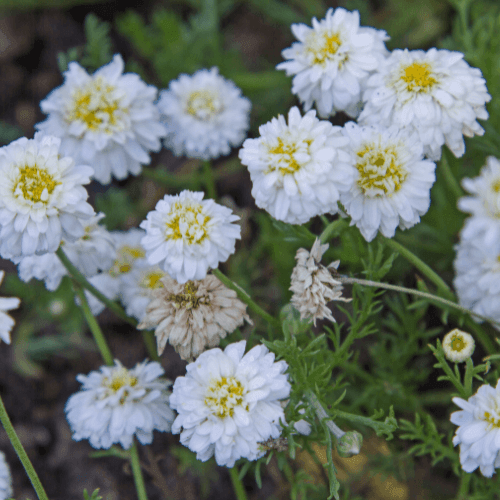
[120,265,166,322]
[158,67,251,159]
[0,271,20,345]
[239,106,353,225]
[339,123,436,242]
[140,190,240,284]
[169,340,290,467]
[453,230,500,327]
[0,133,94,259]
[65,359,175,450]
[0,451,12,500]
[16,213,116,291]
[36,54,166,184]
[359,48,491,160]
[109,229,147,276]
[277,8,389,118]
[451,379,500,477]
[442,329,475,363]
[458,156,500,242]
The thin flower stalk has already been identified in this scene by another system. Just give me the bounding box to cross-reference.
[0,395,49,500]
[229,467,248,500]
[130,441,148,500]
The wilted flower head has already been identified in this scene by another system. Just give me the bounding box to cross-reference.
[290,238,350,325]
[442,329,475,363]
[169,341,290,467]
[65,359,175,449]
[36,54,166,184]
[451,379,500,477]
[138,273,251,360]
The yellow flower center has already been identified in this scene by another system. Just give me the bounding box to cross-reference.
[306,31,344,66]
[15,165,59,203]
[492,180,500,193]
[186,90,222,120]
[400,62,437,93]
[121,245,146,259]
[169,281,208,310]
[267,137,309,176]
[140,270,165,289]
[164,201,211,245]
[109,245,146,277]
[104,368,138,393]
[484,411,500,428]
[67,77,123,133]
[204,376,245,418]
[356,144,408,196]
[450,334,466,352]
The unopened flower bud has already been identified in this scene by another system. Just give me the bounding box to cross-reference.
[443,329,475,363]
[337,431,363,458]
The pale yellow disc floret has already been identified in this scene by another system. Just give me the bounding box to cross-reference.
[14,164,59,204]
[266,134,312,177]
[164,201,212,245]
[185,90,223,120]
[204,376,246,418]
[66,76,125,134]
[103,367,138,393]
[140,270,165,290]
[355,143,408,197]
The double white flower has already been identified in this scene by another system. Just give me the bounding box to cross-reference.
[277,8,389,118]
[359,48,491,160]
[0,134,94,259]
[36,54,166,184]
[140,191,241,284]
[239,106,353,225]
[169,341,290,467]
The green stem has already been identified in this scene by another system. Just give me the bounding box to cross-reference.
[141,330,160,362]
[202,160,217,200]
[74,285,114,366]
[440,150,463,200]
[130,441,148,500]
[319,218,347,244]
[0,395,49,500]
[56,247,137,327]
[229,466,248,500]
[457,471,471,499]
[340,276,496,353]
[211,269,281,329]
[378,236,454,298]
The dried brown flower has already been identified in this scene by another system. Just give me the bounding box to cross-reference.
[138,274,251,360]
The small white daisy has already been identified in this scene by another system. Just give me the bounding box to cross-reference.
[359,48,491,160]
[0,271,20,345]
[0,133,94,259]
[140,190,241,284]
[451,379,500,477]
[453,230,500,327]
[36,54,166,184]
[0,451,12,500]
[277,8,389,118]
[339,122,436,242]
[157,67,251,160]
[458,156,500,242]
[442,328,475,363]
[169,340,290,467]
[16,213,116,291]
[65,359,175,450]
[239,106,353,225]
